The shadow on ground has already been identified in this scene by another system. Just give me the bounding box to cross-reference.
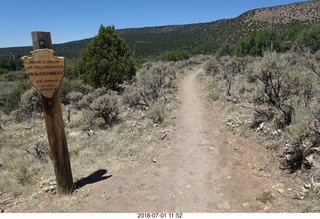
[74,169,112,189]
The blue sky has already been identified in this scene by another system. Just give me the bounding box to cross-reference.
[0,0,309,48]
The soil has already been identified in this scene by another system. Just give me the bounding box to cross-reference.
[3,67,305,213]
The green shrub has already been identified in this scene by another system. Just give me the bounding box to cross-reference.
[79,109,96,131]
[0,68,9,75]
[147,100,166,124]
[3,71,25,81]
[162,50,190,62]
[59,79,92,104]
[247,52,306,129]
[216,43,234,58]
[13,87,42,121]
[71,88,120,129]
[78,87,107,108]
[302,51,320,78]
[296,24,320,53]
[66,91,84,110]
[64,61,79,80]
[3,80,31,113]
[123,62,176,108]
[77,25,136,90]
[283,105,314,143]
[235,31,281,57]
[0,58,23,71]
[90,91,120,126]
[204,58,221,77]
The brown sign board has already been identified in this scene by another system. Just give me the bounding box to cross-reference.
[22,49,64,98]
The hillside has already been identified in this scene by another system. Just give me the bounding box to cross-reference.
[0,0,320,59]
[244,1,320,26]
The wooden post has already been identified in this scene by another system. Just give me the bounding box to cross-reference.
[31,32,53,50]
[29,32,73,194]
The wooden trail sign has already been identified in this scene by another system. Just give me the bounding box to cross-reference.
[22,49,64,98]
[22,32,73,194]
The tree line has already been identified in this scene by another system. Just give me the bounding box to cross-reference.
[0,58,23,73]
[228,23,320,57]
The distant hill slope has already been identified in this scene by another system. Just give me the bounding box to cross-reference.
[1,0,319,59]
[244,1,320,25]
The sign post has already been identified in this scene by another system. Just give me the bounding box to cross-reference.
[22,32,73,194]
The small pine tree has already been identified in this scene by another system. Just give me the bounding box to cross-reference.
[77,25,136,90]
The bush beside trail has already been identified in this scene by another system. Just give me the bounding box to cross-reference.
[201,51,320,190]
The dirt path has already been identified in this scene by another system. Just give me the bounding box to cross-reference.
[54,67,298,212]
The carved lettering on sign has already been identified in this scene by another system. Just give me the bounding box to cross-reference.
[22,49,65,98]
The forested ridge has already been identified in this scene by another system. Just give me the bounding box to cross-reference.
[1,1,320,60]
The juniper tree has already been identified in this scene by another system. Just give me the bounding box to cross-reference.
[77,25,136,90]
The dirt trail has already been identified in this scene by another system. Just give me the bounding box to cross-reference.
[62,67,295,212]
